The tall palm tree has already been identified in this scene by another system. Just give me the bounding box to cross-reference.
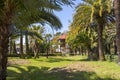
[20,30,24,58]
[45,34,52,58]
[8,26,20,55]
[28,26,43,58]
[114,0,120,63]
[0,0,75,80]
[25,33,29,56]
[72,0,114,61]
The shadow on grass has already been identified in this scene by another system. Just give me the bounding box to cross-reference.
[7,66,116,80]
[79,58,90,61]
[42,57,92,62]
[35,57,79,63]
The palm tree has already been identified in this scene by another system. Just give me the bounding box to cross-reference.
[28,26,43,58]
[19,30,24,58]
[114,0,120,63]
[67,23,98,59]
[0,0,75,80]
[8,26,20,56]
[45,34,52,58]
[72,0,114,61]
[25,33,29,56]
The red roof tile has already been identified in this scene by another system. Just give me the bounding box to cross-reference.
[59,33,66,39]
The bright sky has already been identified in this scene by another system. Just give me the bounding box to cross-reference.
[17,0,81,44]
[54,0,81,33]
[28,0,82,35]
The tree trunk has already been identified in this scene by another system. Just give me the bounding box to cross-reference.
[33,40,39,59]
[0,26,9,80]
[97,23,105,61]
[114,39,117,55]
[13,41,17,54]
[25,34,30,58]
[88,48,92,60]
[0,1,13,79]
[46,48,49,58]
[114,0,120,63]
[20,31,24,58]
[9,37,13,55]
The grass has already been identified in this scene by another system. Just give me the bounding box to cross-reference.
[7,56,120,80]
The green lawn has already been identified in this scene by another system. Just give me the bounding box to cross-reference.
[7,56,120,80]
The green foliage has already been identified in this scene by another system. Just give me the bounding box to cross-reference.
[0,0,75,29]
[69,0,114,60]
[75,32,91,47]
[0,0,75,79]
[73,0,114,27]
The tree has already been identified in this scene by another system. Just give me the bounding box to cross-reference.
[29,25,43,58]
[0,0,75,80]
[20,30,24,58]
[25,31,29,56]
[72,0,114,61]
[114,0,120,63]
[66,25,81,54]
[67,23,98,59]
[45,34,52,58]
[8,26,20,56]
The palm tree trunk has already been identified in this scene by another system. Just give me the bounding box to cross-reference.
[13,41,17,55]
[9,37,13,55]
[46,48,49,58]
[114,39,117,55]
[0,1,13,78]
[20,31,24,58]
[114,0,120,63]
[25,34,29,53]
[25,34,30,58]
[0,26,9,80]
[97,23,105,61]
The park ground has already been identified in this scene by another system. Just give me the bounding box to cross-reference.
[7,56,120,80]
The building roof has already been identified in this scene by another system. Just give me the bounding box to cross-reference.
[59,33,67,40]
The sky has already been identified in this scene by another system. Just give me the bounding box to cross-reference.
[16,0,81,44]
[54,0,81,33]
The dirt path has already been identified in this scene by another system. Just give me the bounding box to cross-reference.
[49,62,117,80]
[8,59,30,65]
[50,62,95,72]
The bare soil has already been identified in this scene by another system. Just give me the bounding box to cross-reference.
[8,59,30,65]
[50,62,94,73]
